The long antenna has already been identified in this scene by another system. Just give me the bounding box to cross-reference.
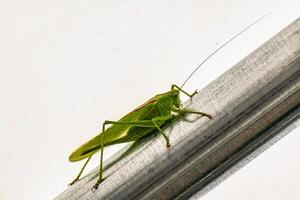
[180,13,270,88]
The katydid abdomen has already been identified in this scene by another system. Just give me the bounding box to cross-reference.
[69,97,172,162]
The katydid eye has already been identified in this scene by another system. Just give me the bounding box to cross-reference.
[174,94,178,97]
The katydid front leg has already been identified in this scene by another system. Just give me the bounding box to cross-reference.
[92,115,173,191]
[152,115,173,148]
[174,108,213,119]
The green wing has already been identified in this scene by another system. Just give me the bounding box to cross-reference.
[69,98,157,162]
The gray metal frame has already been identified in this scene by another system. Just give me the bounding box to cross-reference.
[55,17,300,200]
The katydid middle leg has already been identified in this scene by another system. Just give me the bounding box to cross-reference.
[152,115,173,147]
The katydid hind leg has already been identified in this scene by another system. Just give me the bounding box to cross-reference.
[69,156,92,186]
[92,121,107,192]
[92,119,157,192]
[104,117,173,148]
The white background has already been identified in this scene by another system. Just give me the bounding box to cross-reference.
[0,1,299,200]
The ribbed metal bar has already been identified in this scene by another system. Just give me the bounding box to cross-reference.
[55,17,300,200]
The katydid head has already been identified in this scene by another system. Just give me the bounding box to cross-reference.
[155,88,181,109]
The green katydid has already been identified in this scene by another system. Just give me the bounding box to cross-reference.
[68,15,269,191]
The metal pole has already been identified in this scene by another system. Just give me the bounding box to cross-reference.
[55,17,300,200]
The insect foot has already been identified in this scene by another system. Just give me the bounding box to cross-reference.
[191,90,198,97]
[204,113,213,119]
[166,141,171,148]
[91,179,103,192]
[68,178,79,186]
